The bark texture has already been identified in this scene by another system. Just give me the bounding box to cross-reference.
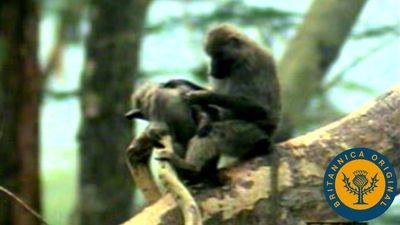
[0,1,41,225]
[77,0,151,224]
[123,85,400,225]
[278,0,367,137]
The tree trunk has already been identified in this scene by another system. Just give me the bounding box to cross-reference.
[0,1,41,225]
[123,84,400,225]
[277,0,367,139]
[77,0,151,224]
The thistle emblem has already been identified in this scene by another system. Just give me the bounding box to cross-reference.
[342,170,379,205]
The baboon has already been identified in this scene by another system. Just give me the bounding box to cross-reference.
[163,24,281,179]
[126,82,217,160]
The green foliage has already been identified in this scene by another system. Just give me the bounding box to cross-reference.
[145,0,300,80]
[146,0,299,35]
[338,81,377,95]
[324,36,398,95]
[352,24,400,40]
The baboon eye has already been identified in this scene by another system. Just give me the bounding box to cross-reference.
[228,37,241,47]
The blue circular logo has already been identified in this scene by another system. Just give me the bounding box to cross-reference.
[323,148,397,221]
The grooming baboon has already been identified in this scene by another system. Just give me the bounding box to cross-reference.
[125,82,215,215]
[125,81,222,187]
[125,82,217,160]
[163,24,281,178]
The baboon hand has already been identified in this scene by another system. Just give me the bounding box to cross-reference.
[154,149,173,161]
[147,128,168,148]
[185,90,212,104]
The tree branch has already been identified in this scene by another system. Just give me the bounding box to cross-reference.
[122,84,400,225]
[277,0,367,137]
[0,186,49,225]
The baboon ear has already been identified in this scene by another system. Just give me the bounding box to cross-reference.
[125,109,144,120]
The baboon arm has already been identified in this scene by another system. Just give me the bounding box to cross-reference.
[156,151,200,172]
[188,91,268,120]
[162,79,207,91]
[171,155,199,172]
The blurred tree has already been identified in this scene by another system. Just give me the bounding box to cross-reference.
[277,0,368,140]
[77,0,151,224]
[0,0,41,225]
[42,0,85,81]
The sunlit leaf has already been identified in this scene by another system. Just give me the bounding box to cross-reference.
[339,81,377,95]
[352,25,400,40]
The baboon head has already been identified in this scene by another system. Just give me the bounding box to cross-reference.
[204,24,260,79]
